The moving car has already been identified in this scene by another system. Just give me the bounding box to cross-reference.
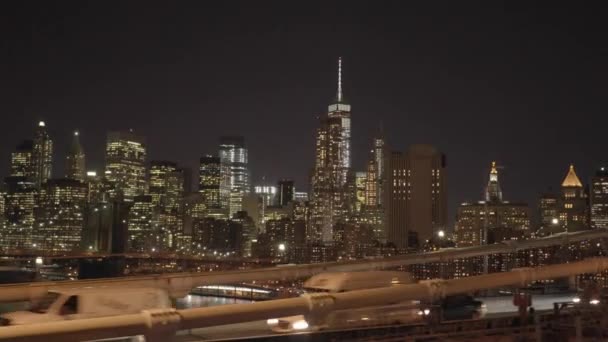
[0,287,171,326]
[268,271,416,333]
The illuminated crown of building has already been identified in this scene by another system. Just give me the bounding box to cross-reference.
[562,164,583,188]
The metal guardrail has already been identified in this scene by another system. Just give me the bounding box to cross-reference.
[1,258,608,342]
[0,229,605,302]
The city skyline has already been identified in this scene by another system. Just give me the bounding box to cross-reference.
[1,2,607,222]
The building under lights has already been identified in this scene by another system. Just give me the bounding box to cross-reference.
[277,179,295,207]
[455,162,529,247]
[591,166,608,229]
[65,131,86,181]
[104,130,147,202]
[1,176,37,251]
[34,178,88,253]
[310,58,352,242]
[558,165,589,233]
[127,195,158,253]
[32,121,53,188]
[149,161,185,250]
[219,136,250,216]
[10,140,34,179]
[199,155,222,208]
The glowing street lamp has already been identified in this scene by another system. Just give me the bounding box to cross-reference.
[278,243,286,252]
[551,218,559,225]
[437,230,445,238]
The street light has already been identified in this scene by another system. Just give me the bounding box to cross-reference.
[278,243,286,252]
[437,230,445,238]
[551,218,559,225]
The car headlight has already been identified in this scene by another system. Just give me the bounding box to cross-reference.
[590,299,600,305]
[292,319,309,330]
[573,297,581,303]
[267,318,279,325]
[423,309,431,316]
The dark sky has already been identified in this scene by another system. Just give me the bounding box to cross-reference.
[1,1,607,225]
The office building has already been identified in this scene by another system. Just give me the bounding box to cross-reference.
[354,172,367,212]
[32,121,53,188]
[1,177,37,251]
[385,145,447,249]
[254,185,277,207]
[538,190,559,235]
[310,58,352,242]
[199,155,222,208]
[559,165,589,232]
[65,131,86,181]
[591,166,608,229]
[105,130,147,202]
[127,195,158,252]
[455,162,530,247]
[34,178,88,253]
[149,161,184,250]
[278,179,295,206]
[10,140,34,178]
[219,136,250,216]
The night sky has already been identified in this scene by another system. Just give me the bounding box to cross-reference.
[1,2,606,225]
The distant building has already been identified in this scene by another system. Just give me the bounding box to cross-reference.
[34,178,88,253]
[385,145,447,249]
[558,165,589,232]
[455,162,530,247]
[199,155,222,208]
[219,136,250,216]
[32,121,53,188]
[254,185,277,207]
[591,166,608,229]
[105,130,147,202]
[1,177,37,251]
[310,58,351,243]
[354,172,367,212]
[149,161,184,250]
[10,140,34,178]
[294,192,309,202]
[127,195,158,253]
[278,179,295,207]
[538,190,559,233]
[65,131,86,181]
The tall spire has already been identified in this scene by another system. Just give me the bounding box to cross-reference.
[562,164,583,187]
[485,161,502,203]
[337,57,343,103]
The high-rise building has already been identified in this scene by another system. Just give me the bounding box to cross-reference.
[32,121,53,188]
[455,162,529,247]
[559,165,589,232]
[10,140,34,178]
[278,179,295,207]
[1,177,36,251]
[310,58,352,242]
[34,178,88,253]
[199,155,222,208]
[149,161,184,250]
[127,195,158,252]
[591,166,608,229]
[219,136,250,216]
[385,145,447,249]
[371,131,386,205]
[538,190,559,234]
[65,131,86,181]
[354,172,367,212]
[105,130,147,202]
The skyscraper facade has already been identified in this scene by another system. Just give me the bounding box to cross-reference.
[310,58,352,242]
[149,161,184,250]
[105,131,147,202]
[34,178,88,253]
[1,177,36,251]
[591,166,608,229]
[559,165,589,232]
[219,136,250,216]
[10,140,34,178]
[199,155,222,208]
[65,131,86,181]
[127,195,158,252]
[455,162,530,247]
[385,145,447,249]
[278,179,295,207]
[32,121,53,188]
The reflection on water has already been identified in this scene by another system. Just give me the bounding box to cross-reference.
[176,295,253,309]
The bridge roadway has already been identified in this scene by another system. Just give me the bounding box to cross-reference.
[172,293,576,341]
[0,229,605,302]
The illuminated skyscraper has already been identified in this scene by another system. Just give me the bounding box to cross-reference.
[1,176,36,251]
[34,178,88,253]
[219,136,250,216]
[10,140,34,179]
[105,130,147,202]
[559,165,589,232]
[385,145,447,249]
[455,162,529,247]
[32,121,53,188]
[310,58,352,242]
[199,155,222,208]
[591,166,608,229]
[65,131,86,181]
[149,161,184,250]
[127,195,159,252]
